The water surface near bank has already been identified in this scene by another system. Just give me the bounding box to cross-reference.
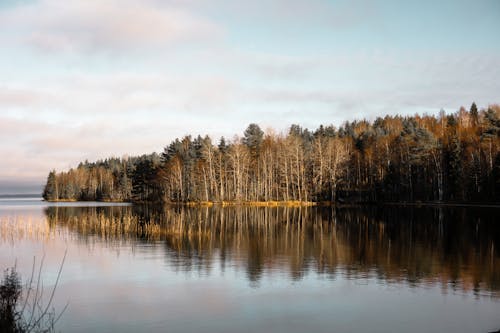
[1,198,499,332]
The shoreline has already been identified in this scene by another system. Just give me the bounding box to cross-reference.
[42,199,500,208]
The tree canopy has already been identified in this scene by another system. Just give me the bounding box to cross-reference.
[43,104,500,204]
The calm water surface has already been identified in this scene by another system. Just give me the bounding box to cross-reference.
[1,198,499,332]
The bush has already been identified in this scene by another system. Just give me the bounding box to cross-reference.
[0,252,67,333]
[0,267,22,332]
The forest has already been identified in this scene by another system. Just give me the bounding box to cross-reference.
[42,103,500,204]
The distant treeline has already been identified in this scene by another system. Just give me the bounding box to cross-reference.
[43,103,500,203]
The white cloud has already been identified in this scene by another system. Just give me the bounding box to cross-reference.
[0,70,243,183]
[0,0,222,52]
[0,115,159,183]
[1,71,238,119]
[0,1,499,191]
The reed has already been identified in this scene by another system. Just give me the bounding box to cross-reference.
[0,216,55,243]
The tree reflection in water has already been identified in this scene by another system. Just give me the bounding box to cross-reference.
[44,205,500,296]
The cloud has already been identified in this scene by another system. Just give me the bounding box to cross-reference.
[0,115,161,183]
[235,50,500,131]
[1,71,239,121]
[0,71,242,184]
[1,0,499,191]
[1,50,498,185]
[0,0,222,52]
[174,0,379,31]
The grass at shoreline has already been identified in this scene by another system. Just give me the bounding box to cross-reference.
[44,199,320,206]
[185,200,319,207]
[42,199,500,208]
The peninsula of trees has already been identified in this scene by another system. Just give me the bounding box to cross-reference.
[43,103,500,204]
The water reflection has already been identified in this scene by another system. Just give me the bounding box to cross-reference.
[43,205,500,296]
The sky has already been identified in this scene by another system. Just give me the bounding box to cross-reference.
[0,0,499,193]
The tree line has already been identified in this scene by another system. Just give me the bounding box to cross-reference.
[43,103,500,203]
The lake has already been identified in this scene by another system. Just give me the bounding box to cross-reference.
[1,198,499,332]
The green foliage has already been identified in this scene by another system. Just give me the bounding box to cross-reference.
[483,107,500,138]
[42,171,58,201]
[243,123,264,152]
[132,155,161,202]
[470,102,479,126]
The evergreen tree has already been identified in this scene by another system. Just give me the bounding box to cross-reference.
[218,136,228,153]
[243,123,264,153]
[131,155,160,202]
[42,102,500,204]
[42,170,58,201]
[483,107,500,137]
[470,102,478,127]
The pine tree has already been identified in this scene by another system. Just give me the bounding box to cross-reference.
[42,170,58,201]
[243,123,264,153]
[470,102,478,127]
